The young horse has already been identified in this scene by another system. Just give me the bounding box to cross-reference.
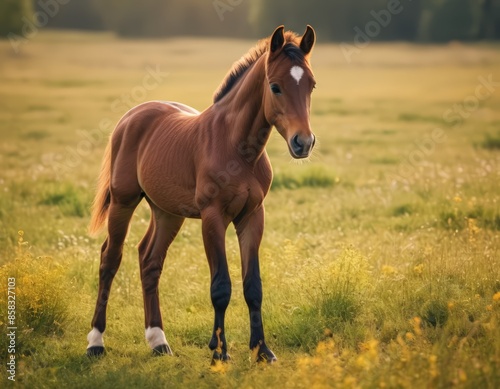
[86,25,316,363]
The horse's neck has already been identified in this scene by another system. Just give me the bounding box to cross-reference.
[208,55,271,164]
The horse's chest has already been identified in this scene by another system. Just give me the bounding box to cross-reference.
[224,183,264,219]
[195,171,264,219]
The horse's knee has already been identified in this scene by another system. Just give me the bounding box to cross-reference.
[99,262,120,280]
[211,276,232,311]
[99,250,123,277]
[141,267,162,294]
[243,276,262,310]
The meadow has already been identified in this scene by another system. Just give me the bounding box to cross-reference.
[0,30,500,388]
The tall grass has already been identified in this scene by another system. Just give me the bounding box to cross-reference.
[0,32,499,388]
[0,232,72,359]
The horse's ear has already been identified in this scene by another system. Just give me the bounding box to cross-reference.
[300,25,316,55]
[269,25,285,54]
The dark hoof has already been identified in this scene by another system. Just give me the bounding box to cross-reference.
[211,350,231,365]
[152,344,173,356]
[87,346,105,357]
[209,327,230,364]
[255,343,277,364]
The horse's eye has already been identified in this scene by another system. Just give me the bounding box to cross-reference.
[270,84,281,95]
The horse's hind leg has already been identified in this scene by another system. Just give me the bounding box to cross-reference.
[139,203,184,355]
[87,200,140,356]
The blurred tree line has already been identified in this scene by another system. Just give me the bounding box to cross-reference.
[3,0,499,41]
[0,0,32,36]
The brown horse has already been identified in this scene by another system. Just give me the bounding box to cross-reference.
[86,25,316,363]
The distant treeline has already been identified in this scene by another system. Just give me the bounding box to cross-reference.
[2,0,500,41]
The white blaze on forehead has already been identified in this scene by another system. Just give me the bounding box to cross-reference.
[290,66,305,85]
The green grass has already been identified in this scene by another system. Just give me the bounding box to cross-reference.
[0,31,500,388]
[38,184,90,218]
[480,132,500,150]
[271,167,337,190]
[398,112,442,123]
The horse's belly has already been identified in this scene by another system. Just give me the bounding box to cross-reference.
[142,179,200,218]
[138,150,199,218]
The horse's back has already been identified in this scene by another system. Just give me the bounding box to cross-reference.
[158,101,200,115]
[118,100,198,129]
[111,100,198,150]
[113,101,202,214]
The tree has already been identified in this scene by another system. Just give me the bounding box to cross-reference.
[428,0,478,41]
[91,0,250,38]
[0,0,33,37]
[249,0,422,42]
[35,0,104,30]
[477,0,500,39]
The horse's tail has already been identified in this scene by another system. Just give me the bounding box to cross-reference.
[89,140,112,237]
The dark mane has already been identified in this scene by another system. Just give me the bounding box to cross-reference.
[213,31,304,104]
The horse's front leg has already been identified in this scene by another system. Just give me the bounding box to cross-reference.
[235,205,277,363]
[201,207,231,363]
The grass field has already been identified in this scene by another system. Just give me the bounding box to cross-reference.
[1,30,500,388]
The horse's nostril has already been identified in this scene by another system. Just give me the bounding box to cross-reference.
[292,134,303,150]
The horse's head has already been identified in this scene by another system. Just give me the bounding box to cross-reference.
[264,25,316,159]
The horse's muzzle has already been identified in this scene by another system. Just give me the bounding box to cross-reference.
[290,133,315,159]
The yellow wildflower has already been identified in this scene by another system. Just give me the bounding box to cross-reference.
[429,354,439,378]
[412,317,422,336]
[312,356,322,366]
[297,357,310,369]
[210,360,228,374]
[343,376,357,387]
[467,218,481,235]
[405,332,415,341]
[413,264,424,275]
[356,354,368,368]
[316,339,335,357]
[382,265,396,276]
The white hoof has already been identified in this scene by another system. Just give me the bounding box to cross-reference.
[87,327,104,348]
[145,327,169,349]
